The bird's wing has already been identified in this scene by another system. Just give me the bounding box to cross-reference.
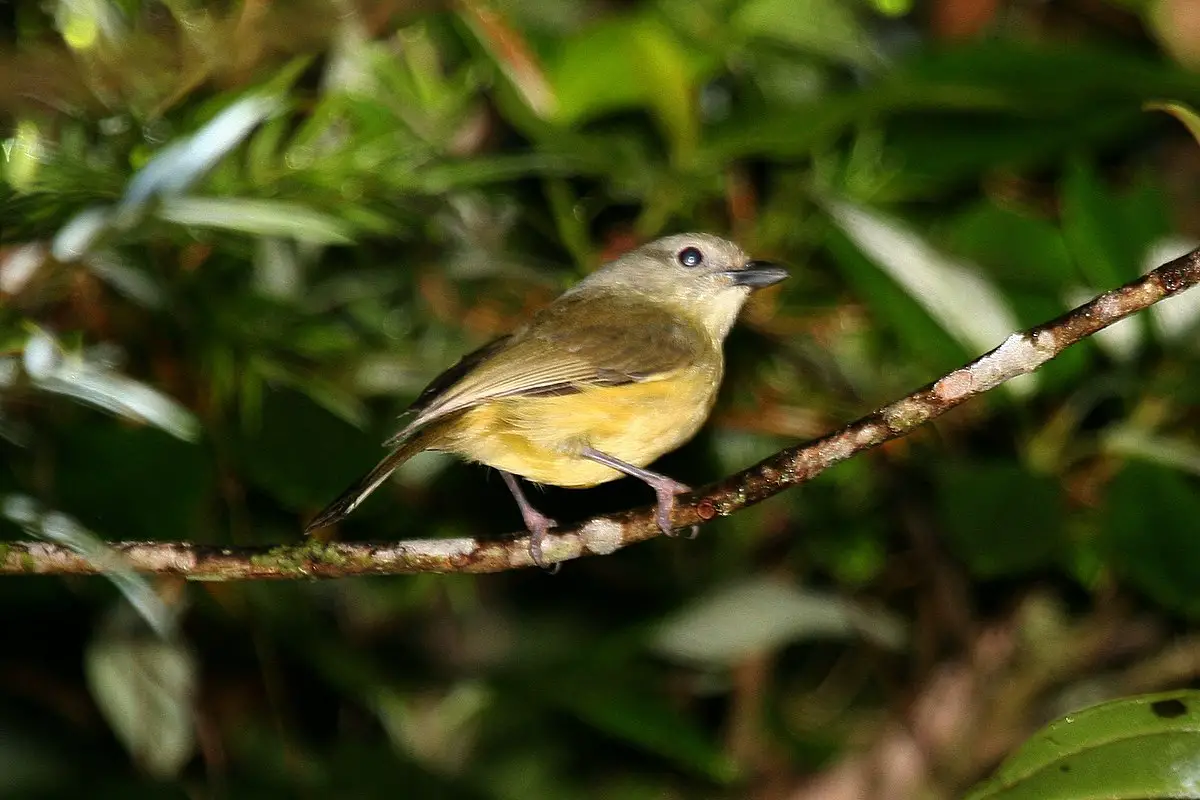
[391,292,707,442]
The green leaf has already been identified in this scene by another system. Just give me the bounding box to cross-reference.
[732,0,873,66]
[546,677,738,782]
[157,197,353,244]
[236,390,381,512]
[966,691,1200,799]
[938,461,1066,577]
[1061,159,1141,289]
[824,225,966,374]
[946,204,1076,292]
[55,424,212,543]
[1101,462,1200,616]
[1147,100,1200,148]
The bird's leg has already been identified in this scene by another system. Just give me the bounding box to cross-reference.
[500,471,559,572]
[580,447,698,538]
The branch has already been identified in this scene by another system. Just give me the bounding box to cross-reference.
[4,248,1200,579]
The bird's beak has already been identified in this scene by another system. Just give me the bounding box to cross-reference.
[726,260,788,289]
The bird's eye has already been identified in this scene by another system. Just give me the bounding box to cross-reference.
[678,246,704,268]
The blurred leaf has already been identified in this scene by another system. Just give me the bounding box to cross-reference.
[157,197,353,244]
[54,422,211,546]
[826,200,1029,393]
[732,0,873,66]
[2,495,177,639]
[1102,462,1200,616]
[652,577,905,666]
[1061,160,1142,290]
[546,16,714,136]
[117,94,279,218]
[237,390,381,512]
[547,677,738,782]
[937,461,1067,577]
[85,633,197,779]
[946,204,1076,292]
[966,691,1200,799]
[1147,100,1200,147]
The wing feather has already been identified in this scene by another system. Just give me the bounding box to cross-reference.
[393,292,706,441]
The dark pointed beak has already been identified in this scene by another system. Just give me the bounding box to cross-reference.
[727,260,788,289]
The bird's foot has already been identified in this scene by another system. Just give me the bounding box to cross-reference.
[524,511,561,574]
[648,478,698,539]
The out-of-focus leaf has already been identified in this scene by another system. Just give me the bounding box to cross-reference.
[157,197,353,244]
[237,390,381,511]
[1147,100,1200,146]
[2,495,176,639]
[947,204,1076,292]
[1061,160,1141,290]
[732,0,874,66]
[375,682,489,773]
[937,461,1066,577]
[117,95,279,217]
[85,633,196,779]
[51,206,111,262]
[1102,462,1200,616]
[546,678,738,782]
[652,577,905,666]
[54,423,211,545]
[826,199,1031,394]
[0,242,46,294]
[22,330,199,442]
[966,691,1200,799]
[1104,426,1200,476]
[545,16,714,134]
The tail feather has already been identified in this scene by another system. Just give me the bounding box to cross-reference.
[304,434,430,533]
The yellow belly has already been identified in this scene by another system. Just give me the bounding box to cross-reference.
[441,365,720,487]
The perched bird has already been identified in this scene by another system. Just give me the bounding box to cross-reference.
[305,233,787,567]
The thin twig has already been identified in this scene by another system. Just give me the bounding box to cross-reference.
[4,248,1200,579]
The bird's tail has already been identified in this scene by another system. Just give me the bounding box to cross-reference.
[303,429,435,534]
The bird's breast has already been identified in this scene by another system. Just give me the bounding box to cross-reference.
[443,362,722,487]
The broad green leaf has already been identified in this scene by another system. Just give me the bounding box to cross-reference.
[1102,462,1200,617]
[966,691,1200,799]
[157,197,353,244]
[946,204,1076,292]
[1061,159,1141,290]
[937,461,1066,577]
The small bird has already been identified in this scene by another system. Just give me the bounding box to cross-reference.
[305,233,787,567]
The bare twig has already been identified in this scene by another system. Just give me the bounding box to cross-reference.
[4,248,1200,579]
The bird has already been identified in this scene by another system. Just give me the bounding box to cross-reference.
[305,233,788,568]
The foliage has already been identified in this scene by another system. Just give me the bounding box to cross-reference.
[3,0,1200,797]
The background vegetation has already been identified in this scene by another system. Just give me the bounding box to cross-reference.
[4,0,1200,797]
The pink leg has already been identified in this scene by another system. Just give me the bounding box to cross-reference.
[580,447,698,538]
[501,471,559,572]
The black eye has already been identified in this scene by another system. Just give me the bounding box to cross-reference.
[678,246,704,268]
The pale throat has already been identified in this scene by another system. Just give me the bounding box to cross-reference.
[699,288,752,341]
